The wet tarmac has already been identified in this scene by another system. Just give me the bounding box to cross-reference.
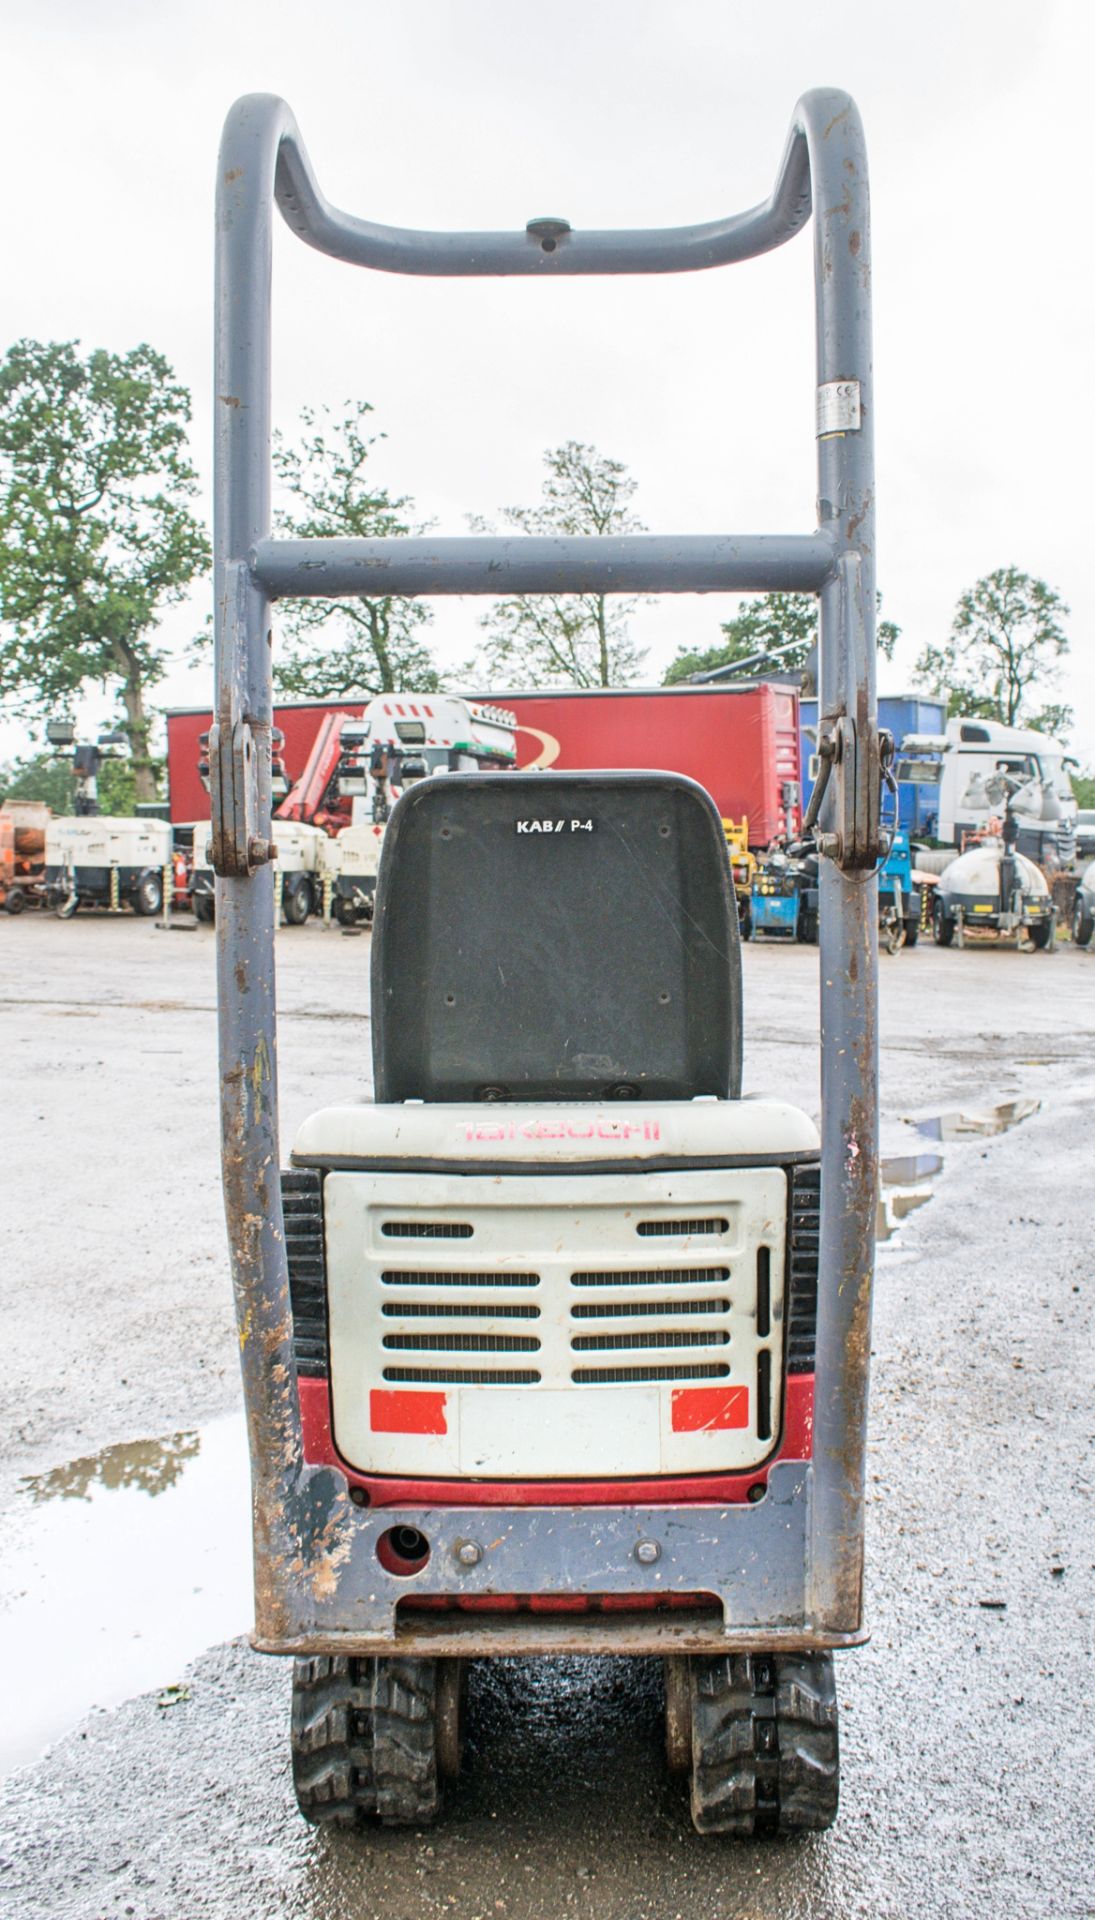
[0,919,1093,1917]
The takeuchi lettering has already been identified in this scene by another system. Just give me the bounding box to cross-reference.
[463,1118,662,1143]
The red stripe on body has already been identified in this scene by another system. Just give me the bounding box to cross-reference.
[297,1374,814,1505]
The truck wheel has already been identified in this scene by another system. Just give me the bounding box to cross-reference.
[291,1654,460,1828]
[4,886,26,915]
[797,909,818,945]
[932,898,954,947]
[1027,916,1054,951]
[1074,899,1095,948]
[133,870,163,916]
[687,1651,838,1837]
[193,893,215,925]
[283,878,313,926]
[333,896,356,927]
[902,913,919,948]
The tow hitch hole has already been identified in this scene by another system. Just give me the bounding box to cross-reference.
[377,1525,431,1577]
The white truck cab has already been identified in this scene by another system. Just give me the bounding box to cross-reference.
[903,718,1077,867]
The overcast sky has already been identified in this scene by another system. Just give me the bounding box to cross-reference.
[4,0,1094,765]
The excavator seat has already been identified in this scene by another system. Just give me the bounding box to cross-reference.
[369,770,743,1105]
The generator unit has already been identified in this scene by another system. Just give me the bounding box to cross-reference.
[44,815,171,917]
[210,86,884,1838]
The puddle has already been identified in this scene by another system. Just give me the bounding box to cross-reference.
[876,1150,943,1242]
[0,1415,251,1777]
[876,1100,1040,1243]
[916,1097,1040,1142]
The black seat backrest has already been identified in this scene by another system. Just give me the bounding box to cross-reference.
[371,770,742,1103]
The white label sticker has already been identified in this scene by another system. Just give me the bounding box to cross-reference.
[816,379,861,436]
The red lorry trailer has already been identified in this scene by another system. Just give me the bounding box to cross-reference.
[165,682,801,845]
[490,683,801,845]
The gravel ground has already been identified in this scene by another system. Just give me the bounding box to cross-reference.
[0,913,1092,1918]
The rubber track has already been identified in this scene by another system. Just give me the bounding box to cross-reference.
[291,1656,378,1827]
[291,1655,441,1828]
[371,1656,441,1826]
[688,1651,838,1837]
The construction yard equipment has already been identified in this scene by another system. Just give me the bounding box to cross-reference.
[722,818,756,937]
[44,814,172,918]
[749,847,804,941]
[1074,860,1095,949]
[878,827,921,953]
[211,86,883,1837]
[0,801,49,913]
[932,777,1057,951]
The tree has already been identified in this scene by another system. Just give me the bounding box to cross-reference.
[272,402,439,698]
[0,750,74,813]
[915,567,1071,732]
[474,441,646,687]
[0,339,210,803]
[663,591,899,686]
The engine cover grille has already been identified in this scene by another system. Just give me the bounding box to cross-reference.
[281,1169,327,1378]
[323,1167,789,1478]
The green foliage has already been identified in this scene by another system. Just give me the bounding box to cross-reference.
[0,339,210,801]
[663,591,898,686]
[97,754,143,815]
[272,402,438,698]
[1071,771,1095,809]
[474,442,646,688]
[915,568,1071,732]
[0,750,74,812]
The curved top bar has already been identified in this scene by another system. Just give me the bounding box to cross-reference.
[219,89,837,276]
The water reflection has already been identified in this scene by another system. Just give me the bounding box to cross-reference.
[1,1413,250,1776]
[24,1431,201,1504]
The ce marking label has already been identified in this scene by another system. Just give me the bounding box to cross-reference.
[514,818,596,834]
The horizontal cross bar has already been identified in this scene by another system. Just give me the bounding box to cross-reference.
[252,532,836,599]
[275,110,812,276]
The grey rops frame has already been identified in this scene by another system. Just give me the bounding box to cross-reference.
[212,87,881,1654]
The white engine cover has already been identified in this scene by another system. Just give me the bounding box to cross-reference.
[293,1098,818,1483]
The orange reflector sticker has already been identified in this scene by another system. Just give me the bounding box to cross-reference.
[370,1389,448,1435]
[671,1385,749,1432]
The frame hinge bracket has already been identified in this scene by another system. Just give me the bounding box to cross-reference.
[209,716,277,877]
[813,716,888,871]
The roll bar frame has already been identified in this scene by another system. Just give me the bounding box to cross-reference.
[212,87,879,1649]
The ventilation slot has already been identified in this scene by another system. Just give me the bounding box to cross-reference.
[381,1300,540,1320]
[381,1269,538,1287]
[637,1218,728,1238]
[381,1221,473,1239]
[281,1168,327,1378]
[573,1361,730,1385]
[756,1246,771,1338]
[571,1297,729,1320]
[571,1266,729,1288]
[787,1162,821,1374]
[382,1332,540,1353]
[756,1349,772,1441]
[383,1366,541,1386]
[571,1329,729,1353]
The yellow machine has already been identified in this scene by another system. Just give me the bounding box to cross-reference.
[723,817,757,937]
